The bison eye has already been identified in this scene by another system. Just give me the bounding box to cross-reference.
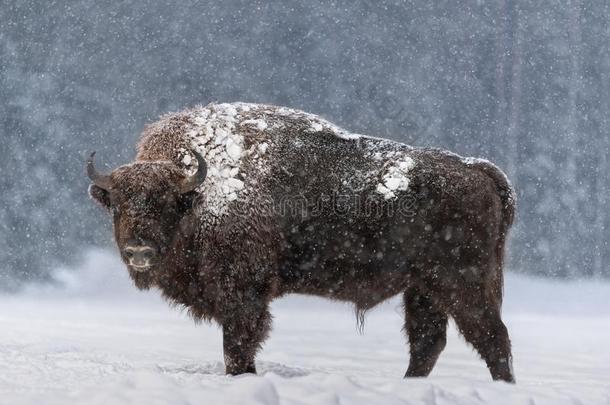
[160,195,174,207]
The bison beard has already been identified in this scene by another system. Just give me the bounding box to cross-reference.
[87,102,516,382]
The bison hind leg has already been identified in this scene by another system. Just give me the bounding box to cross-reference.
[449,286,515,383]
[403,288,448,378]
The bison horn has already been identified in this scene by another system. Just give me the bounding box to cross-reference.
[179,151,207,193]
[87,152,112,190]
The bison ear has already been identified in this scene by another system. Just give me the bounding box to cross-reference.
[89,184,111,209]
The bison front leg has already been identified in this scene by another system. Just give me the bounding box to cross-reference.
[221,296,272,376]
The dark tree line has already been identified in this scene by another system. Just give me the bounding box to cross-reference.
[0,0,608,287]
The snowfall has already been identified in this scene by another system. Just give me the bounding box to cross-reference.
[1,250,608,404]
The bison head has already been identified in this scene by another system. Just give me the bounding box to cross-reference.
[87,152,206,287]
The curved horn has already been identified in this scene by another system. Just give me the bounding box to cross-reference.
[87,152,112,190]
[180,151,207,193]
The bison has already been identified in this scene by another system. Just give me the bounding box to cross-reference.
[87,102,516,382]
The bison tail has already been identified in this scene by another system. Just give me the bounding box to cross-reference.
[468,158,516,238]
[467,158,516,305]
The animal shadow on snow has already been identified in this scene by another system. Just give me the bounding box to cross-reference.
[157,361,310,378]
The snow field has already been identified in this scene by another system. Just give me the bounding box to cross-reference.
[1,250,609,404]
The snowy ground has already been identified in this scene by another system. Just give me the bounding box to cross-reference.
[1,250,609,404]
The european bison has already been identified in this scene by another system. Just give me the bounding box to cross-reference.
[87,102,516,382]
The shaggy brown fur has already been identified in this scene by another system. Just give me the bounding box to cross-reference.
[88,102,516,382]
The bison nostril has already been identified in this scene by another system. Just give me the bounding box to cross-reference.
[142,250,155,260]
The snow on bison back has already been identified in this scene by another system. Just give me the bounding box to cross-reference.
[87,102,516,382]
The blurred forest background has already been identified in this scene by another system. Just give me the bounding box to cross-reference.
[1,0,608,288]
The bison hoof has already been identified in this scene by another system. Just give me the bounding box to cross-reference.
[226,364,257,376]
